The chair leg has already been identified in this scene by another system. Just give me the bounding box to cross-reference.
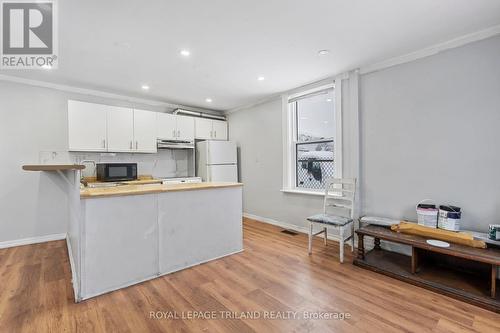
[308,222,313,255]
[350,222,355,252]
[324,227,327,245]
[339,226,344,263]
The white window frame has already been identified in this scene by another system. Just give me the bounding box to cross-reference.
[281,80,342,196]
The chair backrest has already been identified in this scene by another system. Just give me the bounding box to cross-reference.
[323,178,357,219]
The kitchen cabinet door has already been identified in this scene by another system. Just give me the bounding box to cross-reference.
[134,109,157,153]
[195,118,213,140]
[107,107,134,152]
[175,115,195,141]
[68,100,108,151]
[212,120,228,140]
[157,113,176,140]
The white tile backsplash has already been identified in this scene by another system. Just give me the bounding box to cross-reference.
[39,151,72,165]
[66,150,191,179]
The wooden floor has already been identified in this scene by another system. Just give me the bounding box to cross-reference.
[1,218,499,333]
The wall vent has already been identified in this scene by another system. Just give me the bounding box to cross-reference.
[281,229,299,236]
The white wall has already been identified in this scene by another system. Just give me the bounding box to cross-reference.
[360,35,500,231]
[0,80,178,243]
[228,98,325,229]
[229,35,500,232]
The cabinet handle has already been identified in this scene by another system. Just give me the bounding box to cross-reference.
[177,130,180,137]
[130,141,133,149]
[135,141,138,150]
[102,139,106,148]
[214,130,217,138]
[210,130,213,138]
[172,129,176,138]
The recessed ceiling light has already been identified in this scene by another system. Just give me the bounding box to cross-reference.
[257,76,265,81]
[205,98,212,103]
[141,85,150,91]
[180,49,191,57]
[318,49,330,56]
[326,98,332,102]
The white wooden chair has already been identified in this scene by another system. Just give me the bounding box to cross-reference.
[307,178,357,263]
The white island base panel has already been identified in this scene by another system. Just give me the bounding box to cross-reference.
[68,186,243,301]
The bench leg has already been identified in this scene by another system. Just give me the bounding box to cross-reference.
[411,247,419,274]
[492,265,497,298]
[357,234,365,260]
[374,237,381,250]
[324,227,327,245]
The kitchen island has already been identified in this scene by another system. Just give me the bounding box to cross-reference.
[68,182,243,301]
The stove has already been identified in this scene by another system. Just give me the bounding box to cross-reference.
[161,177,202,185]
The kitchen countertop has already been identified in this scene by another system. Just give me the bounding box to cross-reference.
[80,182,243,199]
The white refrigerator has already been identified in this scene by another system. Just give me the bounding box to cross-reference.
[196,141,238,182]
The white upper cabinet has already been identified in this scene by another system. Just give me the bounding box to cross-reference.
[68,100,228,152]
[68,101,108,152]
[195,118,213,140]
[157,113,176,140]
[176,115,195,141]
[212,120,228,140]
[107,106,134,152]
[134,109,158,153]
[195,118,228,140]
[157,113,195,141]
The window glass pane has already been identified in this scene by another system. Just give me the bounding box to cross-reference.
[296,88,334,142]
[296,141,334,189]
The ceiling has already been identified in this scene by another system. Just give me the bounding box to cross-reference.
[2,0,500,111]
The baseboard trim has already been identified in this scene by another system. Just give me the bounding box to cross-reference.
[0,233,67,249]
[243,212,341,241]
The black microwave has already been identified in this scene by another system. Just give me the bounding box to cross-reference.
[96,163,137,182]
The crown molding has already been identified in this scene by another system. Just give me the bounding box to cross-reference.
[2,24,499,115]
[360,24,500,75]
[225,73,348,115]
[0,74,217,113]
[225,93,282,115]
[227,24,500,114]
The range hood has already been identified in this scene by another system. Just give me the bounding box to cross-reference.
[157,139,194,149]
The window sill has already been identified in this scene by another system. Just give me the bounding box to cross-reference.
[281,188,324,197]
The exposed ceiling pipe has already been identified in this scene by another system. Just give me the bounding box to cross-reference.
[174,109,226,121]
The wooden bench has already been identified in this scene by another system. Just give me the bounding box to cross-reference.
[354,225,500,313]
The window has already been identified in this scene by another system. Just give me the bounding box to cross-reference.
[283,83,341,193]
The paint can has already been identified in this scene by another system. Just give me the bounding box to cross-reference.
[416,200,438,228]
[488,224,500,241]
[438,205,462,231]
